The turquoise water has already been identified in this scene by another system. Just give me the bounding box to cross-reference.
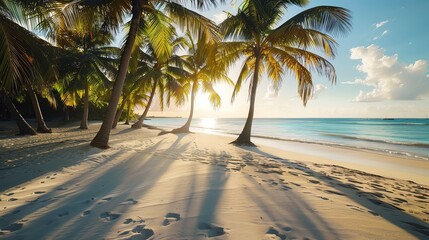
[146,118,429,160]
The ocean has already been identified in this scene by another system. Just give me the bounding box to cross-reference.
[145,118,429,161]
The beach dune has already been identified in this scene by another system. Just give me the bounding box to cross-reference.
[0,123,428,239]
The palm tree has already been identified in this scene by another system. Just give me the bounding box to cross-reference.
[56,26,119,129]
[170,32,232,134]
[85,0,224,148]
[1,0,57,135]
[0,89,37,135]
[124,88,148,125]
[25,85,53,133]
[131,33,189,129]
[111,61,150,129]
[220,0,352,145]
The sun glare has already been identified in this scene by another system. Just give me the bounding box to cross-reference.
[200,118,217,129]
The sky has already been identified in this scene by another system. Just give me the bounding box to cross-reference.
[145,0,429,118]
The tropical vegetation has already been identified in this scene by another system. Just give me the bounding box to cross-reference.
[0,0,351,148]
[220,0,351,145]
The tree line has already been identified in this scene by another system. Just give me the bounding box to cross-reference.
[0,0,351,147]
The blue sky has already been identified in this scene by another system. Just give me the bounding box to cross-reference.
[148,0,429,118]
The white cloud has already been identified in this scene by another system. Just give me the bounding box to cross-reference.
[375,20,389,28]
[349,44,429,102]
[265,83,278,99]
[213,12,227,24]
[372,30,389,41]
[312,84,327,99]
[341,79,365,85]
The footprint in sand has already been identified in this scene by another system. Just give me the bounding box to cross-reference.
[264,227,286,240]
[1,223,23,233]
[126,225,154,240]
[123,218,134,224]
[197,222,225,238]
[120,198,138,205]
[82,210,91,216]
[324,190,345,196]
[368,210,379,216]
[96,197,113,205]
[162,213,180,226]
[99,212,121,221]
[58,211,69,217]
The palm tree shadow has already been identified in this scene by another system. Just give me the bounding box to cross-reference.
[239,145,429,238]
[0,135,192,239]
[0,139,96,191]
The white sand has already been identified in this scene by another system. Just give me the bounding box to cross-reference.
[0,122,428,239]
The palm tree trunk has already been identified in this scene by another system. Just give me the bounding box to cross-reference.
[232,55,261,146]
[124,100,131,125]
[26,85,51,133]
[1,89,37,135]
[64,106,70,121]
[80,78,89,129]
[172,81,197,133]
[90,0,143,148]
[112,99,126,129]
[132,79,158,129]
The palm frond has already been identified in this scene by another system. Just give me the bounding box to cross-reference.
[282,46,336,83]
[166,2,220,42]
[268,47,313,105]
[201,81,221,109]
[231,56,254,103]
[280,6,352,37]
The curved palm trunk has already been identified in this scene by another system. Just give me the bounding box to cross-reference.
[112,100,126,129]
[172,81,197,133]
[1,90,37,135]
[26,85,51,133]
[132,79,158,129]
[90,0,143,148]
[124,100,131,125]
[80,79,89,129]
[231,55,261,146]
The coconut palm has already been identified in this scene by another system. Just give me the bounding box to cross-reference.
[220,0,352,145]
[82,0,225,148]
[169,32,232,134]
[1,0,57,134]
[124,89,148,125]
[131,32,189,129]
[111,61,151,129]
[0,89,37,135]
[56,25,119,129]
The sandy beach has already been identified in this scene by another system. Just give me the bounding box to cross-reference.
[1,122,428,239]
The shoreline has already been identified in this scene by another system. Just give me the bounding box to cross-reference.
[145,123,429,185]
[145,118,429,162]
[1,122,428,239]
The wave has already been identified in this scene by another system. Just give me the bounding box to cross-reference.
[322,133,429,148]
